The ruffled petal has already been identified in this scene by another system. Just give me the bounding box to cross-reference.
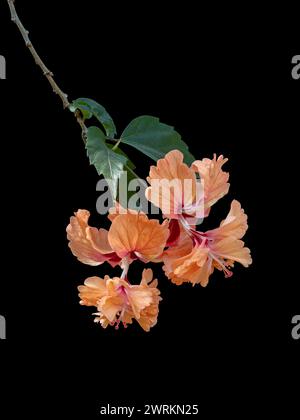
[192,154,229,214]
[67,209,120,267]
[78,276,108,306]
[146,150,197,219]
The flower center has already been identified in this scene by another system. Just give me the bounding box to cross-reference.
[179,216,233,278]
[109,285,130,330]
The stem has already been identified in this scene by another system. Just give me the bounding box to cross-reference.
[112,139,121,151]
[75,110,88,144]
[7,0,87,142]
[7,0,69,108]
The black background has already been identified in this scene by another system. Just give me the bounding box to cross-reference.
[0,1,299,418]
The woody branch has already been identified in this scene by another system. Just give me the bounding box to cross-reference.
[7,0,88,142]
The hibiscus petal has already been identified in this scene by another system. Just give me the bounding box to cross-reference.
[207,200,248,240]
[100,295,123,322]
[78,276,107,306]
[86,227,114,253]
[67,209,120,267]
[211,237,252,267]
[127,287,154,319]
[108,213,169,262]
[192,154,229,214]
[108,202,139,222]
[146,150,197,219]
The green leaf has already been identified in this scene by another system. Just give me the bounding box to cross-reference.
[120,116,195,165]
[86,126,127,198]
[107,145,136,170]
[118,165,138,206]
[105,145,141,204]
[70,98,117,138]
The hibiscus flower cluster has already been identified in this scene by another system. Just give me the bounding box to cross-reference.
[67,150,252,331]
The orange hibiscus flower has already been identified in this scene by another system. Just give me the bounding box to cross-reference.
[78,269,161,331]
[145,150,229,222]
[163,200,252,286]
[67,210,169,266]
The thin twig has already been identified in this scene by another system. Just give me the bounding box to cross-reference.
[7,0,69,108]
[7,0,87,143]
